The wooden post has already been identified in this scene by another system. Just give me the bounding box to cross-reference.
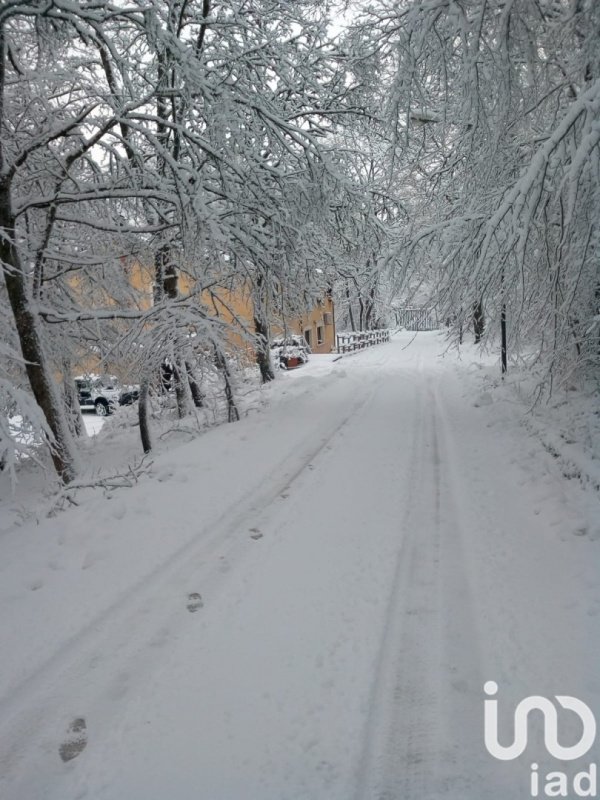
[501,304,507,375]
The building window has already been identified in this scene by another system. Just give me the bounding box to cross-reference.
[317,325,324,345]
[304,328,311,347]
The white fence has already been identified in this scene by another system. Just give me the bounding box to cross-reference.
[336,329,391,354]
[394,307,438,331]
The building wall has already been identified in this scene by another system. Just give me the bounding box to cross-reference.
[69,261,336,376]
[201,283,256,360]
[288,294,336,354]
[125,261,155,309]
[65,260,155,379]
[198,280,336,356]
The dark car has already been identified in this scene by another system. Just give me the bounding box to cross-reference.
[118,388,140,406]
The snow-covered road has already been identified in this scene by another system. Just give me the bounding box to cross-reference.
[1,333,598,799]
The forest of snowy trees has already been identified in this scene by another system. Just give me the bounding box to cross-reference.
[0,0,598,482]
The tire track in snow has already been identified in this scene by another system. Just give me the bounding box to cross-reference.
[0,366,389,796]
[354,370,485,799]
[429,378,488,797]
[353,368,438,799]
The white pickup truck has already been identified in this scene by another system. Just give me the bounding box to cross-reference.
[75,376,122,416]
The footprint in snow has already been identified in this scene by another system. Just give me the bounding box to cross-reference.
[156,469,174,483]
[187,592,203,613]
[249,527,263,540]
[59,717,87,763]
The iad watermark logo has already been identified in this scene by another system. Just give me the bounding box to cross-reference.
[484,681,597,797]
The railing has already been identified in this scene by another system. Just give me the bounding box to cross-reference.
[336,329,391,354]
[394,307,438,331]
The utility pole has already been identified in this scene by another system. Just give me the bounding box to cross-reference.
[501,270,507,376]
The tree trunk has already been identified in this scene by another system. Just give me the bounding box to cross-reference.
[155,244,190,414]
[500,271,507,375]
[0,190,79,481]
[62,360,84,438]
[473,300,485,343]
[186,361,204,408]
[364,285,376,330]
[253,273,274,383]
[501,303,507,375]
[346,283,356,332]
[138,376,152,454]
[214,347,239,422]
[172,357,191,419]
[358,296,365,331]
[254,315,275,383]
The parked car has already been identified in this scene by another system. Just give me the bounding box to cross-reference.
[118,387,140,406]
[271,335,311,369]
[75,376,138,416]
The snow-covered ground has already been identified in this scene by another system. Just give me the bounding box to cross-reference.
[82,413,105,438]
[0,332,598,799]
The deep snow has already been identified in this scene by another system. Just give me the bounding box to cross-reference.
[0,332,598,799]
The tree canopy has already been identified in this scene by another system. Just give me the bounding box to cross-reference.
[1,0,598,480]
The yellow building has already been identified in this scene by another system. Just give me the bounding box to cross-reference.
[69,261,336,377]
[276,293,336,355]
[184,274,336,357]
